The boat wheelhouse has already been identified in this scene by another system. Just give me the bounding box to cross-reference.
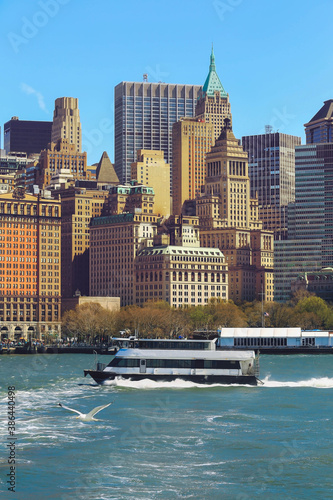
[84,338,259,385]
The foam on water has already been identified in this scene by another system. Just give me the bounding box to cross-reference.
[102,374,333,390]
[0,373,117,452]
[261,375,333,388]
[103,376,256,389]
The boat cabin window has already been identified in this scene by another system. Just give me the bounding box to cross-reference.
[135,340,212,350]
[108,358,240,369]
[108,358,140,367]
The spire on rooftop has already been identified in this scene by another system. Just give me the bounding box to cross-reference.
[202,46,227,98]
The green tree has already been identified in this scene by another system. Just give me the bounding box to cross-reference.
[289,289,315,306]
[293,296,333,329]
[187,306,213,331]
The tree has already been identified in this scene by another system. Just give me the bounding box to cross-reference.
[62,302,118,342]
[293,296,333,330]
[212,301,248,328]
[115,305,142,335]
[264,302,294,328]
[289,289,314,306]
[241,301,262,327]
[187,306,214,331]
[168,308,191,338]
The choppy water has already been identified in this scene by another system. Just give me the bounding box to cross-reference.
[1,353,333,499]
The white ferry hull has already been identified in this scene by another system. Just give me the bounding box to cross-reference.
[84,369,258,386]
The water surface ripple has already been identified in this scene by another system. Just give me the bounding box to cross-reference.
[1,353,333,499]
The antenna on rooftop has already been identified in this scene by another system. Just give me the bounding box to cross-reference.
[143,74,148,82]
[265,125,273,134]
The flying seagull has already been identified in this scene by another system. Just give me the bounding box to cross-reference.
[58,402,113,421]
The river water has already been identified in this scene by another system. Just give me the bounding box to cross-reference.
[1,353,333,499]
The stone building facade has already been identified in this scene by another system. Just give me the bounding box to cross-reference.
[197,121,274,303]
[0,189,61,340]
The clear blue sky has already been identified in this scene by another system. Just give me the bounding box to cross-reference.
[0,0,332,164]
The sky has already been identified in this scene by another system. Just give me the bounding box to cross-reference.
[0,0,332,165]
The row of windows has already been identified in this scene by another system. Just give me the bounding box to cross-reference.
[234,337,287,347]
[133,340,210,350]
[0,204,59,217]
[109,358,240,369]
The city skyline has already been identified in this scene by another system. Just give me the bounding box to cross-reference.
[1,0,332,165]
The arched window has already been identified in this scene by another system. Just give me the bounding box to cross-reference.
[179,272,182,281]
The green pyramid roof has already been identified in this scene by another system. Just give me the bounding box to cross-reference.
[202,46,227,98]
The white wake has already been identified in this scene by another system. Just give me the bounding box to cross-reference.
[261,375,333,388]
[103,377,256,389]
[103,375,333,389]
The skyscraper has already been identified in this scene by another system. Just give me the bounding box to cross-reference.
[172,49,230,215]
[172,117,213,216]
[131,149,171,217]
[4,117,52,156]
[274,100,333,301]
[304,99,333,144]
[114,81,201,185]
[36,138,88,189]
[51,97,82,153]
[90,211,158,306]
[242,132,301,240]
[197,120,274,303]
[0,189,61,341]
[59,186,109,298]
[195,47,232,142]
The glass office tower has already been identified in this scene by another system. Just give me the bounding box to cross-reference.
[114,82,201,185]
[242,132,301,240]
[274,100,333,301]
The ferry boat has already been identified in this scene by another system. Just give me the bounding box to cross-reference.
[84,337,260,385]
[216,327,333,354]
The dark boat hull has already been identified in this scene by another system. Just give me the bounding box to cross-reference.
[84,369,258,386]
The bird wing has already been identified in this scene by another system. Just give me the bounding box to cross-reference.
[87,402,112,418]
[58,403,83,416]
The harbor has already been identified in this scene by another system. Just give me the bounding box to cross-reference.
[0,342,113,355]
[4,327,333,355]
[2,352,333,499]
